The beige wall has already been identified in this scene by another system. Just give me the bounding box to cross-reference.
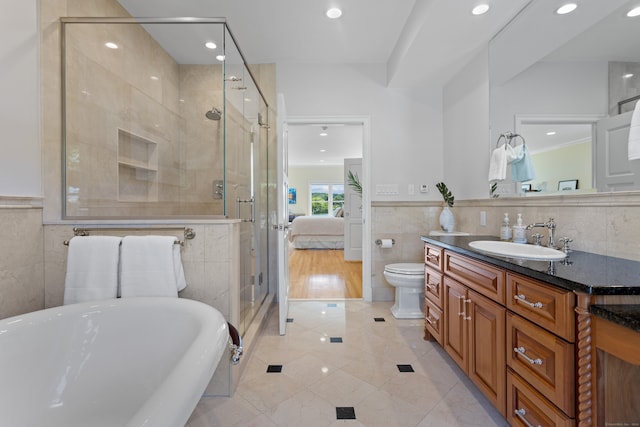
[371,194,640,300]
[0,200,44,319]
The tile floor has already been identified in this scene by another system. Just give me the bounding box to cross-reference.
[186,300,508,427]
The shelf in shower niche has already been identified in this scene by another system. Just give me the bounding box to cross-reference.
[117,129,159,202]
[117,160,158,172]
[117,129,158,171]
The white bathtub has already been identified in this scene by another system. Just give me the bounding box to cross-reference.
[0,297,229,427]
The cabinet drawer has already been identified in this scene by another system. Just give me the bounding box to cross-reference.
[506,273,575,342]
[424,298,443,345]
[507,370,574,427]
[424,266,443,308]
[424,243,444,271]
[444,251,505,304]
[507,313,575,416]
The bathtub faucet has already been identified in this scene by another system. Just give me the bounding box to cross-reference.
[227,322,243,365]
[526,218,556,248]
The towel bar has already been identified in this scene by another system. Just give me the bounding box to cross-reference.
[63,226,196,246]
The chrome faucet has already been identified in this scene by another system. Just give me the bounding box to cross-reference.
[526,218,556,248]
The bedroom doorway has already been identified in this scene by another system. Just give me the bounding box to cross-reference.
[286,117,366,300]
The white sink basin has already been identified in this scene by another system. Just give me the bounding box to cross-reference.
[468,240,567,261]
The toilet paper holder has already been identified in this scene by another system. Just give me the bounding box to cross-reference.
[375,239,395,246]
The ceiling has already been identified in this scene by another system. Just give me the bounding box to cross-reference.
[115,0,531,165]
[287,124,363,167]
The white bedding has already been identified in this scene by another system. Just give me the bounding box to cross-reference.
[289,216,344,249]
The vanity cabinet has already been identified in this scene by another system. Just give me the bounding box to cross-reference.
[443,275,506,415]
[428,246,578,424]
[423,236,640,427]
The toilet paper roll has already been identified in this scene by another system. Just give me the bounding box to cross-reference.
[380,239,393,249]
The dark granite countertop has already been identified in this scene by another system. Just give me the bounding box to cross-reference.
[421,234,640,335]
[420,234,640,295]
[590,305,640,333]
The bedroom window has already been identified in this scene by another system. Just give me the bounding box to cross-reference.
[310,183,344,216]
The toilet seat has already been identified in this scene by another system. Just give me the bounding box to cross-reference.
[384,263,424,275]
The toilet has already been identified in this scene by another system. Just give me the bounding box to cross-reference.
[383,263,425,319]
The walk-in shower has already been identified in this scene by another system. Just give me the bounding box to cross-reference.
[60,17,272,335]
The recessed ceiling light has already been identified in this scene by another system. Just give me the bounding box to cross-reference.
[320,149,327,152]
[628,6,640,17]
[546,131,557,136]
[150,75,159,81]
[205,41,217,49]
[623,73,635,79]
[105,42,118,49]
[326,7,342,19]
[556,3,577,15]
[472,4,490,15]
[320,132,328,136]
[216,55,225,61]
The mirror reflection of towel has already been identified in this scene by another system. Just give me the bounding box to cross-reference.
[511,145,536,182]
[629,101,640,161]
[488,143,516,182]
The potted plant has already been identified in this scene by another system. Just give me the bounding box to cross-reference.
[436,182,455,232]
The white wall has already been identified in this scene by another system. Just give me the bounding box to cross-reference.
[288,165,343,216]
[442,47,491,200]
[0,1,41,197]
[491,60,608,135]
[277,62,444,202]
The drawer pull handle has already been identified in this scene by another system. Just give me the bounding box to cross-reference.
[426,253,440,262]
[514,408,541,427]
[425,281,437,289]
[514,294,543,309]
[425,315,436,325]
[514,347,543,366]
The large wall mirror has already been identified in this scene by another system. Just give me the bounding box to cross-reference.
[489,0,640,197]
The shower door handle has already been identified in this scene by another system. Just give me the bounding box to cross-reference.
[236,197,255,223]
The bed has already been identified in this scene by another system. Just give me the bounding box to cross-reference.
[288,216,344,249]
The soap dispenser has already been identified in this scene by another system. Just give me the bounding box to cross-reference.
[500,213,512,241]
[512,213,527,244]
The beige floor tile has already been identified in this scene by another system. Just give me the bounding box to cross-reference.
[188,300,508,427]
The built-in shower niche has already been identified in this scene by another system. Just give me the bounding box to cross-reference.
[117,129,159,202]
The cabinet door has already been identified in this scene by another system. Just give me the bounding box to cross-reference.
[468,289,506,416]
[443,277,468,372]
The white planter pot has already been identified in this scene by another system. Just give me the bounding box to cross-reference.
[439,206,455,233]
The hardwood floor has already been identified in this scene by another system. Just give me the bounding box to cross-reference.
[288,247,362,299]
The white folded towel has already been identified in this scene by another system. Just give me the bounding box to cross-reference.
[488,143,516,182]
[63,236,122,305]
[628,101,640,161]
[120,236,187,298]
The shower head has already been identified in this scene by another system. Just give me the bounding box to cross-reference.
[205,107,222,121]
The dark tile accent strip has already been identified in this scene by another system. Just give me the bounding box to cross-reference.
[374,317,386,322]
[397,364,414,372]
[330,337,343,343]
[266,365,283,373]
[286,318,294,323]
[327,303,338,307]
[336,407,356,420]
